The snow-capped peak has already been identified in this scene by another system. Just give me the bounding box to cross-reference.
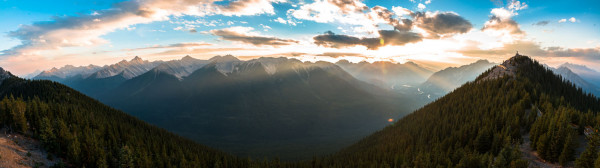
[89,56,162,79]
[131,56,144,64]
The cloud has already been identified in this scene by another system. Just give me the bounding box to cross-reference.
[329,0,368,13]
[369,6,413,31]
[4,1,161,56]
[216,0,285,16]
[122,42,213,52]
[558,19,567,23]
[482,15,523,35]
[545,47,600,59]
[490,8,514,19]
[378,30,423,45]
[391,6,411,16]
[291,0,473,38]
[290,0,418,34]
[533,21,549,26]
[288,0,373,27]
[316,52,365,58]
[210,26,299,46]
[165,42,212,48]
[259,24,272,31]
[457,40,545,57]
[488,0,527,20]
[507,0,528,11]
[313,31,380,49]
[294,1,471,48]
[291,0,472,40]
[411,11,473,38]
[417,3,426,10]
[558,17,577,23]
[149,47,259,57]
[273,17,288,24]
[313,30,422,49]
[481,7,525,42]
[458,40,600,61]
[2,0,283,57]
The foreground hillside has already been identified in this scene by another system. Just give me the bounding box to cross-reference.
[0,68,262,167]
[313,55,600,167]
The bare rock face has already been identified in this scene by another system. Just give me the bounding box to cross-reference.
[480,53,533,81]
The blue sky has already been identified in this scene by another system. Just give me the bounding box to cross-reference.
[1,0,599,75]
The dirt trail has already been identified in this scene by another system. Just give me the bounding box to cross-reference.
[0,133,56,168]
[520,133,562,167]
[520,133,587,168]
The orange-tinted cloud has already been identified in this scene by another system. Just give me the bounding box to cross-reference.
[210,27,299,46]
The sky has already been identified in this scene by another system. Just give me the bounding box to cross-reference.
[0,0,599,76]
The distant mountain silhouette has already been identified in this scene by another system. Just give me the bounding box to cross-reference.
[550,66,600,97]
[559,62,600,87]
[34,64,102,82]
[419,59,496,100]
[336,60,433,90]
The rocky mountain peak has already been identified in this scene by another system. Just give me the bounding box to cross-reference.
[209,55,240,63]
[130,56,144,64]
[480,53,533,81]
[181,55,196,62]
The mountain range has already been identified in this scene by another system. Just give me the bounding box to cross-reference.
[2,54,600,167]
[335,60,433,90]
[419,59,497,99]
[97,56,419,160]
[551,66,600,96]
[34,64,102,82]
[32,55,600,99]
[560,62,600,84]
[27,55,600,160]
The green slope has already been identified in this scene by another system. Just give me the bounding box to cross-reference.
[311,55,600,167]
[0,69,262,167]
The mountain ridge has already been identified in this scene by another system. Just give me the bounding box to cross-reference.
[419,59,497,99]
[314,54,600,167]
[98,56,418,160]
[88,56,163,79]
[335,59,434,90]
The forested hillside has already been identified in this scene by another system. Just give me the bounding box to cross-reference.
[0,68,266,167]
[310,55,600,167]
